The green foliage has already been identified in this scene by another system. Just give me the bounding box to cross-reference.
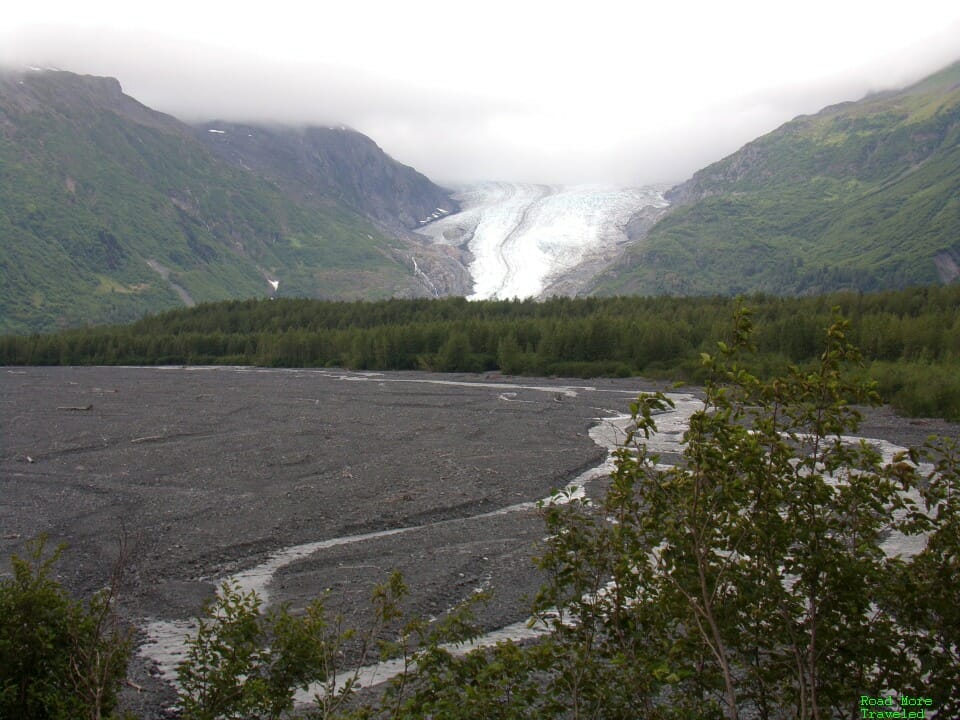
[178,582,273,720]
[477,309,959,718]
[0,537,131,720]
[867,360,960,420]
[392,640,548,719]
[3,286,958,420]
[176,571,484,720]
[176,579,357,720]
[0,71,418,335]
[435,330,474,372]
[592,61,960,297]
[888,437,960,715]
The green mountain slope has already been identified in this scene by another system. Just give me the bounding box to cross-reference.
[591,61,960,296]
[0,69,451,334]
[194,121,458,234]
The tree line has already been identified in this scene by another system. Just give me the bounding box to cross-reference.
[2,286,958,419]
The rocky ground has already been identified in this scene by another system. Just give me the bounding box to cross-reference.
[1,366,956,718]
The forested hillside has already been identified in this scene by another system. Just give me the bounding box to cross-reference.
[3,287,958,420]
[592,61,960,296]
[0,69,460,336]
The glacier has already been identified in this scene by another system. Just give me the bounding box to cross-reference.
[416,182,668,299]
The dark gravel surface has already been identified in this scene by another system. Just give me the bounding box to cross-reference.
[1,366,956,718]
[0,367,663,717]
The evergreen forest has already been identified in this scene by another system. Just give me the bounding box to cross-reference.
[2,286,958,420]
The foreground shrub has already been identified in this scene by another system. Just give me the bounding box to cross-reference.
[393,310,960,719]
[523,310,960,718]
[0,537,131,720]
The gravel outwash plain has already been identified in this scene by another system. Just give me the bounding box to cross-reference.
[1,366,955,717]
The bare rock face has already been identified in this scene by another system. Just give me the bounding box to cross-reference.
[934,249,960,284]
[195,122,459,235]
[664,140,770,206]
[0,68,184,134]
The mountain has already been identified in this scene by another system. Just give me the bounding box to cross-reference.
[590,61,960,296]
[8,62,959,336]
[194,121,458,236]
[0,69,467,335]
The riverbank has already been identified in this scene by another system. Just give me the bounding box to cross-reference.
[2,366,955,718]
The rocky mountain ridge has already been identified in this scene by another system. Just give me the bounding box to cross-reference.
[0,68,470,334]
[194,121,459,236]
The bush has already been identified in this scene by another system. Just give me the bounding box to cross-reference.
[869,360,960,421]
[176,572,479,720]
[396,309,960,718]
[0,537,131,720]
[526,310,960,717]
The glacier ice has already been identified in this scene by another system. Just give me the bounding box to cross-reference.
[416,182,668,299]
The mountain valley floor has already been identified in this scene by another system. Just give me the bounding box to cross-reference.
[1,366,956,718]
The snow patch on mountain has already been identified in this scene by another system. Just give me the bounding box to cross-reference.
[416,182,667,299]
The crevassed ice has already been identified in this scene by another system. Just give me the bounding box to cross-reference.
[416,182,667,300]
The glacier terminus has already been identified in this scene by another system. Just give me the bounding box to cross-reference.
[416,182,668,300]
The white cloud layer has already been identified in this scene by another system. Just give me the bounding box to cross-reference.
[3,0,959,185]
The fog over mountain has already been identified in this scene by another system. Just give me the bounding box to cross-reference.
[4,1,960,186]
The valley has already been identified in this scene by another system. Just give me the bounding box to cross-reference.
[3,62,958,336]
[3,13,959,717]
[2,366,955,718]
[0,366,649,716]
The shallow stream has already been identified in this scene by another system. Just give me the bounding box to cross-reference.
[136,373,930,701]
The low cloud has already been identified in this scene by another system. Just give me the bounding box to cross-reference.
[3,13,959,187]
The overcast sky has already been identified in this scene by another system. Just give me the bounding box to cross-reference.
[3,1,960,186]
